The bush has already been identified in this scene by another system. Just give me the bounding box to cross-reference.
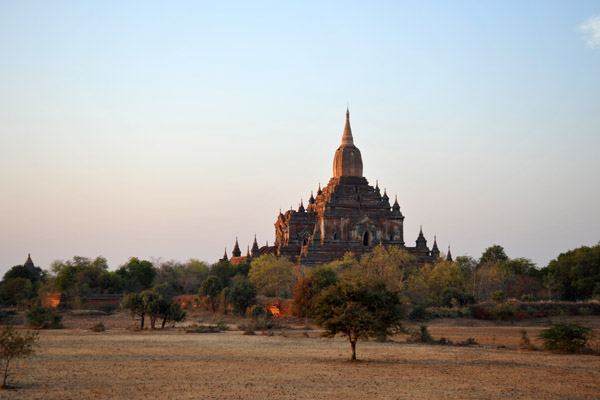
[492,303,516,321]
[440,288,476,307]
[26,306,63,329]
[90,322,105,332]
[538,322,594,353]
[185,323,224,333]
[409,324,434,343]
[92,304,118,314]
[519,329,535,351]
[521,294,536,302]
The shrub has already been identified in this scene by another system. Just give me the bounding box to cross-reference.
[185,323,224,333]
[90,322,105,332]
[92,304,118,314]
[492,303,516,321]
[518,329,535,351]
[26,306,63,329]
[0,326,38,388]
[521,294,536,302]
[440,288,476,307]
[409,324,434,343]
[491,290,505,303]
[538,322,594,353]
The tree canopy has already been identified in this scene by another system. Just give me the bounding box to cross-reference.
[248,255,297,298]
[313,279,403,361]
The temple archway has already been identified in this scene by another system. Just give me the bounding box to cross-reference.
[363,231,370,246]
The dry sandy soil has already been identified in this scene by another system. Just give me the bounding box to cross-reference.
[2,312,600,399]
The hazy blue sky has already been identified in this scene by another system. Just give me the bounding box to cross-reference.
[1,1,599,275]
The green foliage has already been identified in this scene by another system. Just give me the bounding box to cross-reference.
[0,326,38,388]
[116,257,156,293]
[480,245,509,265]
[491,290,505,303]
[26,306,63,329]
[227,279,257,316]
[120,292,147,329]
[0,278,35,307]
[538,322,594,353]
[440,288,475,307]
[545,243,600,301]
[492,303,516,321]
[3,264,45,283]
[313,279,403,361]
[356,245,417,290]
[409,324,433,343]
[248,255,296,298]
[199,276,223,312]
[520,294,536,302]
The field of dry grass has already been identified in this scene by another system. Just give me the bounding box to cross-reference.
[2,312,600,399]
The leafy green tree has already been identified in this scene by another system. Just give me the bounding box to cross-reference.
[248,255,297,298]
[0,278,34,307]
[480,245,509,265]
[210,260,237,288]
[117,257,156,293]
[120,292,149,329]
[357,245,417,290]
[228,279,257,316]
[0,326,38,389]
[159,300,186,329]
[3,264,45,283]
[545,243,600,300]
[51,256,109,296]
[199,276,223,312]
[313,279,404,361]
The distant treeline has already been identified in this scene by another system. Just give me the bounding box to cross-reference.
[1,242,599,310]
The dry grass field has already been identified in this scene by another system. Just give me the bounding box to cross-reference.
[2,312,600,399]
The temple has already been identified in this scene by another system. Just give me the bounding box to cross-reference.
[223,109,447,266]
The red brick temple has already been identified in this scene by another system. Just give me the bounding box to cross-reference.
[223,109,448,266]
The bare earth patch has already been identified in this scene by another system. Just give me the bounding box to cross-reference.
[3,313,600,399]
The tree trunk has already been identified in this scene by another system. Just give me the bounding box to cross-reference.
[350,339,357,361]
[162,318,167,329]
[3,357,11,388]
[140,314,145,329]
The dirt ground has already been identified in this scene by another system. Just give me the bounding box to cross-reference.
[2,312,600,399]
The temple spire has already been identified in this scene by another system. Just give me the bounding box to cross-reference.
[341,107,354,146]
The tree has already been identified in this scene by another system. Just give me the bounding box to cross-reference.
[480,245,509,265]
[357,245,417,290]
[159,300,186,329]
[117,257,156,293]
[0,326,38,389]
[545,243,600,301]
[313,279,404,361]
[199,276,223,312]
[121,293,146,329]
[228,279,257,316]
[248,255,297,298]
[293,267,338,320]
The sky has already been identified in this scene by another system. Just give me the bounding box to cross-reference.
[1,1,599,276]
